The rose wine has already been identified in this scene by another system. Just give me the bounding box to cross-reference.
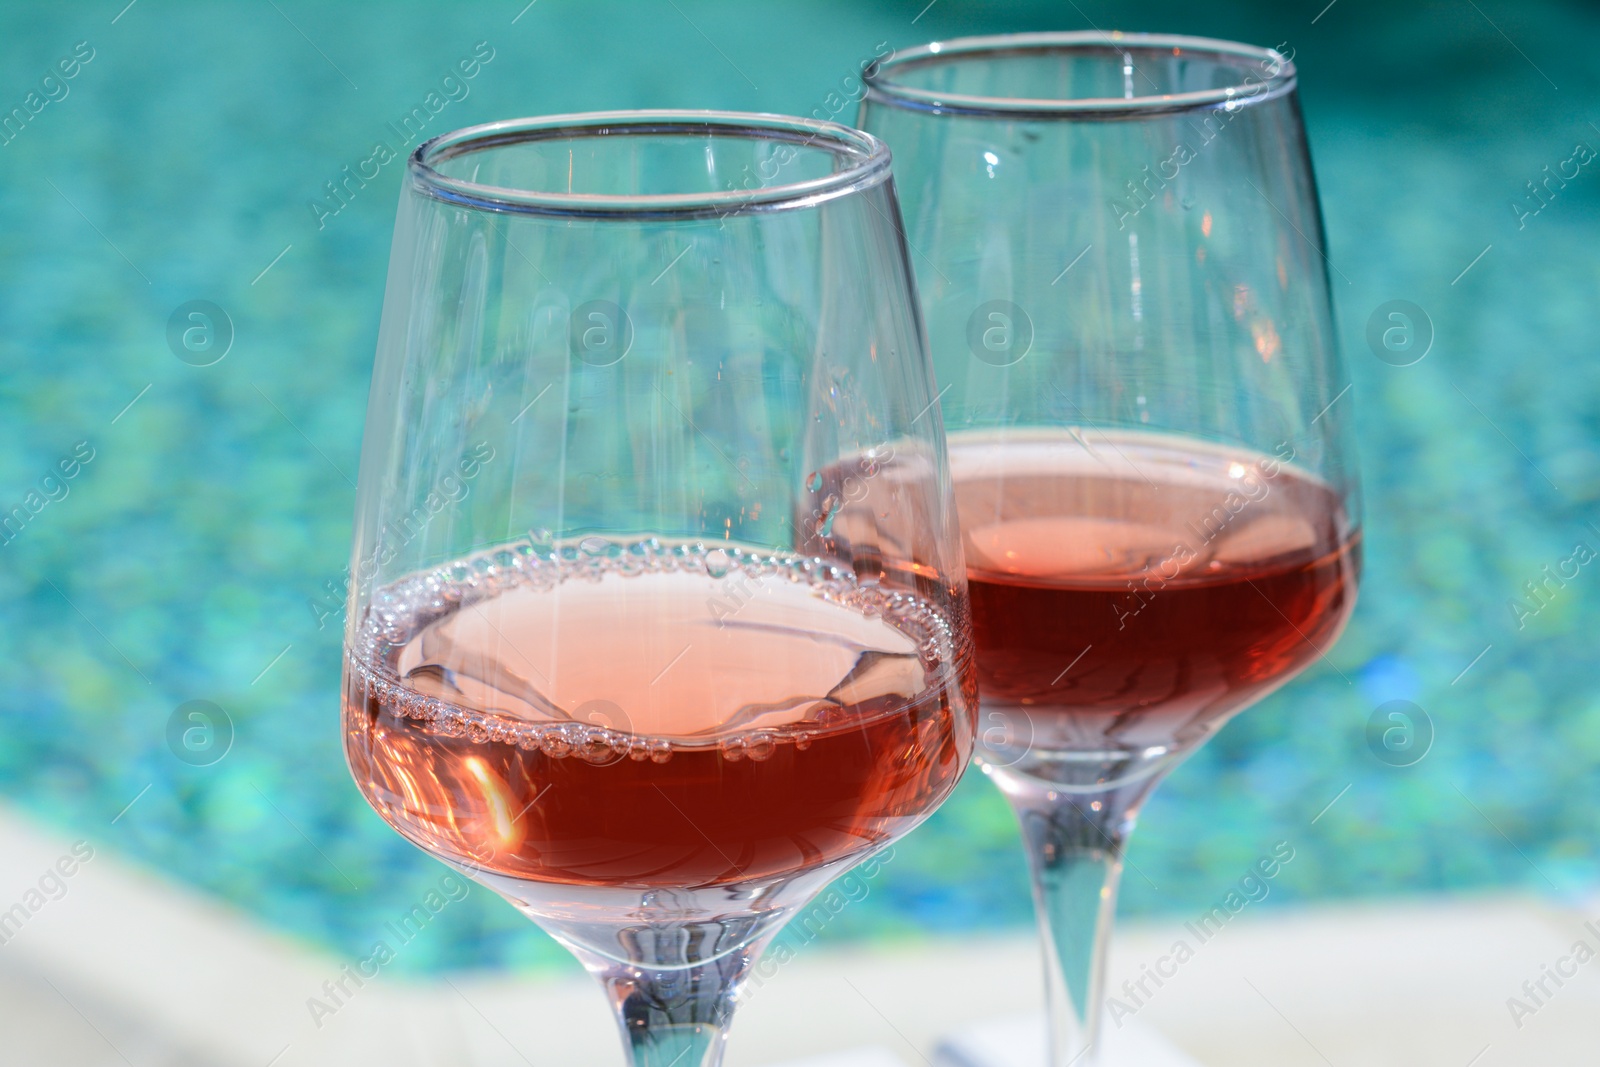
[343,540,974,889]
[947,431,1359,771]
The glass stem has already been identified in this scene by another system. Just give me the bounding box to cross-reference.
[583,944,758,1067]
[1002,777,1153,1067]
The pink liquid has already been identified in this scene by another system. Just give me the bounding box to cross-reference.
[949,431,1359,758]
[343,542,975,888]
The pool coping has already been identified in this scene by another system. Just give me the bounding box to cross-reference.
[2,805,1596,1065]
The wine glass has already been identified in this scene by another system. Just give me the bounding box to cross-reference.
[341,111,976,1067]
[860,34,1361,1063]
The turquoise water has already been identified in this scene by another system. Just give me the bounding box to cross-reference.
[1,0,1596,973]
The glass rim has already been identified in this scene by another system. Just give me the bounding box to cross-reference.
[409,110,893,219]
[863,31,1297,119]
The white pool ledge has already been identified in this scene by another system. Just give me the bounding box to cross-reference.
[1,805,1596,1066]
